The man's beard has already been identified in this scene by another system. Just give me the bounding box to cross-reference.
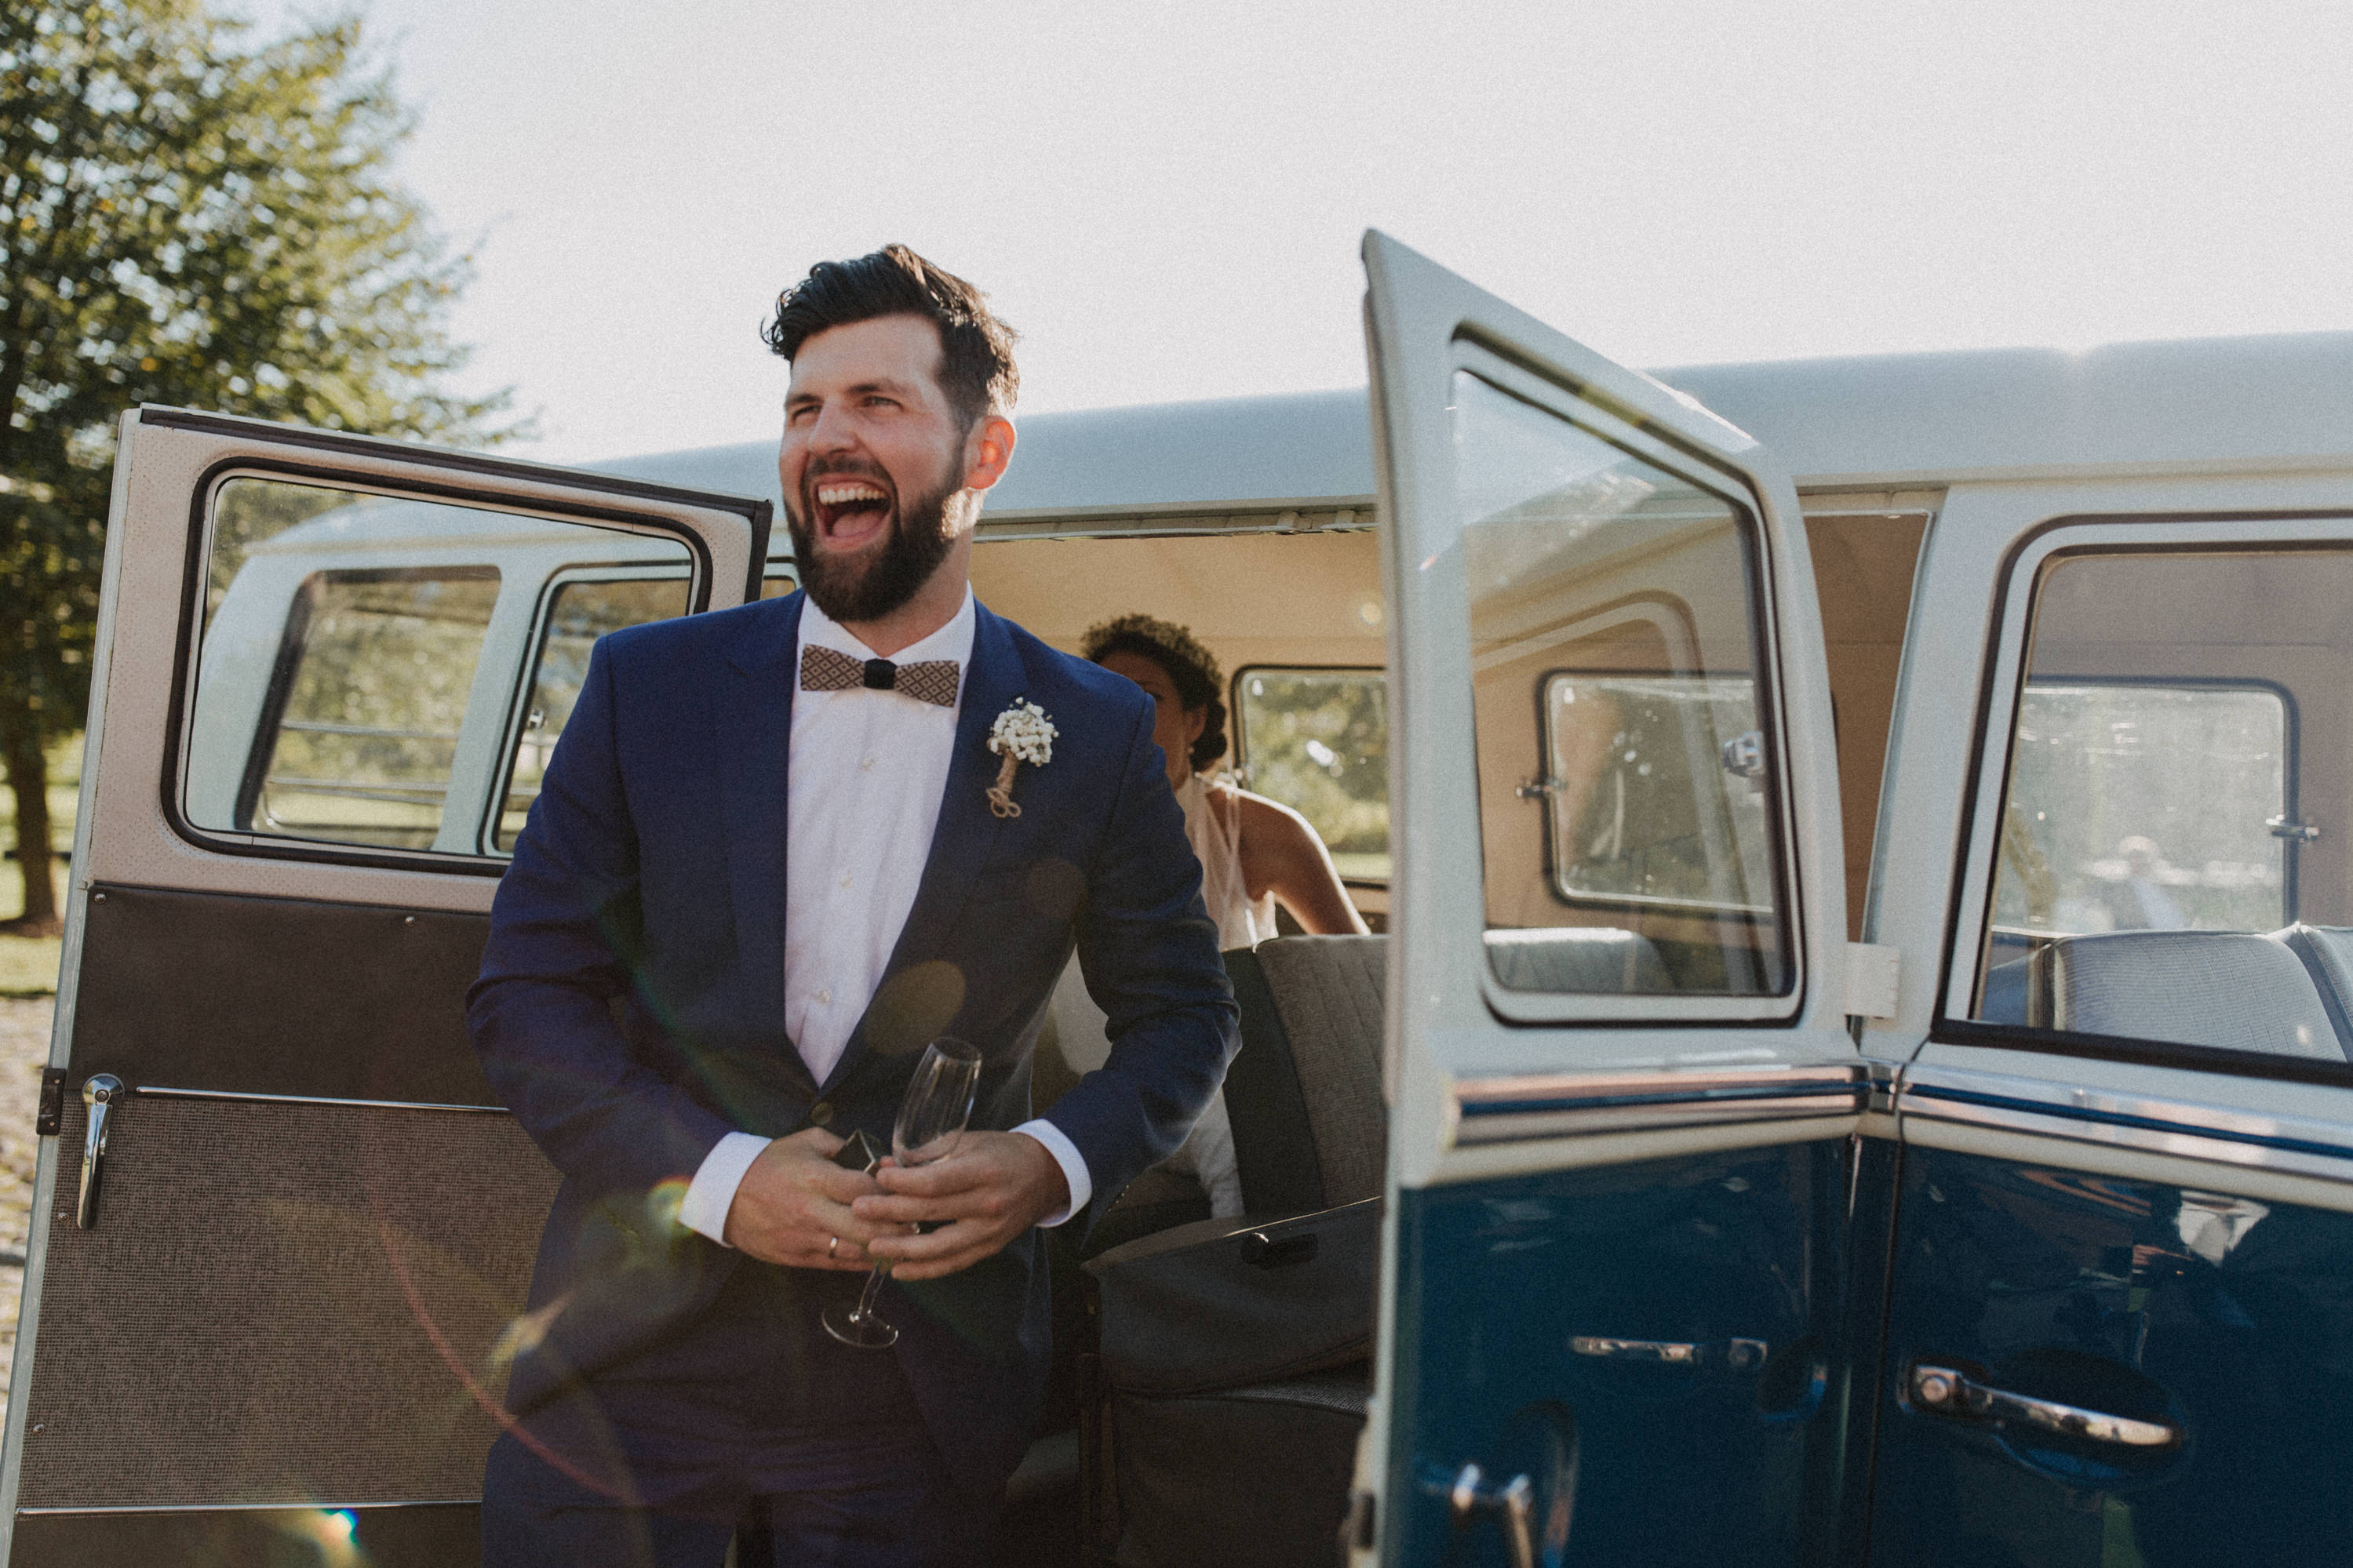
[786,457,967,624]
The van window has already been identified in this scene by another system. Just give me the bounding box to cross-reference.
[1234,668,1389,882]
[1992,681,2289,937]
[186,475,694,858]
[1453,370,1789,997]
[248,570,501,850]
[497,576,692,849]
[1969,548,2349,1065]
[495,567,792,846]
[1541,671,1773,911]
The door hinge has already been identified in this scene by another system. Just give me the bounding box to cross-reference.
[36,1067,65,1136]
[1845,943,1901,1021]
[1864,1057,1901,1115]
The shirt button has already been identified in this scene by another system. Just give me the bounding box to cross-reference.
[816,988,831,1004]
[810,1101,834,1126]
[860,756,876,771]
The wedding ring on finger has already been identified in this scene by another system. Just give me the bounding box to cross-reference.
[828,1235,840,1260]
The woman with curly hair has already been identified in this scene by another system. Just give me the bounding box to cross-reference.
[1044,616,1367,1217]
[1081,613,1368,945]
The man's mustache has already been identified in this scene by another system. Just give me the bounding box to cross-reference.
[805,456,891,482]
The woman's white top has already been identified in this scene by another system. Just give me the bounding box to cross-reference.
[1178,773,1277,953]
[1047,771,1262,1217]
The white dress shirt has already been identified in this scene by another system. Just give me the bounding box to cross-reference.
[678,589,1091,1243]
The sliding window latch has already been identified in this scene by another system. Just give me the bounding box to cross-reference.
[2268,816,2322,843]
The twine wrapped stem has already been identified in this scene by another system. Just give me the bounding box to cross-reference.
[985,752,1022,818]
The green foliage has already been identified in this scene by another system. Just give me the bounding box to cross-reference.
[1237,670,1389,878]
[0,0,519,922]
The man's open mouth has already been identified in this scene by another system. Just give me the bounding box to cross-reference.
[811,478,894,548]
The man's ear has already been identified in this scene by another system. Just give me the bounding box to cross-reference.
[961,414,1017,493]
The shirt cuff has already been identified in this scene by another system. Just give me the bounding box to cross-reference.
[679,1130,772,1245]
[1014,1119,1092,1228]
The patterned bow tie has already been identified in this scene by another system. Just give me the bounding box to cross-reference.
[799,643,960,708]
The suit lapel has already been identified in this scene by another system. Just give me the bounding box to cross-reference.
[719,594,813,1093]
[822,602,1029,1093]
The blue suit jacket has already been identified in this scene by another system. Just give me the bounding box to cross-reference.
[468,591,1238,1492]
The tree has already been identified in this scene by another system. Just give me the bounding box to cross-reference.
[0,0,519,932]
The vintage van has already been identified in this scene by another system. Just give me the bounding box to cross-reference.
[7,232,2353,1566]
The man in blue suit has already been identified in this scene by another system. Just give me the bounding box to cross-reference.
[470,246,1238,1566]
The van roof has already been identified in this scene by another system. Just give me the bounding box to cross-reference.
[592,330,2353,521]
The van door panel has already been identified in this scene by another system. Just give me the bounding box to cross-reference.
[1360,232,1865,1567]
[1390,1140,1851,1567]
[1870,1145,2353,1568]
[64,884,490,1103]
[20,1094,554,1509]
[1873,497,2353,1565]
[1,408,767,1563]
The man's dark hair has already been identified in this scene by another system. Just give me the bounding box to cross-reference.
[1083,614,1229,772]
[763,245,1019,429]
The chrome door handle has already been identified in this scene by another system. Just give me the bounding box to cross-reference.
[76,1074,123,1230]
[1448,1464,1536,1568]
[1909,1363,2178,1449]
[1572,1335,1768,1372]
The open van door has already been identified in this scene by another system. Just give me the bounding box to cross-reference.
[1356,233,1873,1566]
[1858,464,2353,1563]
[0,409,768,1564]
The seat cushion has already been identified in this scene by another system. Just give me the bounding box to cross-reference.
[2045,930,2348,1060]
[1222,947,1328,1215]
[1087,1199,1380,1396]
[2282,926,2353,1053]
[1109,1365,1367,1568]
[1255,936,1388,1207]
[1484,926,1671,992]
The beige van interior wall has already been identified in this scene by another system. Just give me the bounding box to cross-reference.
[1466,519,1761,935]
[970,516,1933,944]
[1805,513,1930,940]
[970,528,1385,676]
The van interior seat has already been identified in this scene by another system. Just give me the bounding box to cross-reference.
[1087,933,1389,1568]
[1232,934,1388,1211]
[1484,925,1670,993]
[2031,928,2352,1061]
[2271,925,2353,1051]
[1096,1364,1369,1568]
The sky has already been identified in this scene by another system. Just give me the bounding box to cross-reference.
[242,0,2353,465]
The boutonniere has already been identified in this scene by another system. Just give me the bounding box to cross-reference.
[985,698,1058,819]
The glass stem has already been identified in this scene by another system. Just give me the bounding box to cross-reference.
[852,1264,888,1324]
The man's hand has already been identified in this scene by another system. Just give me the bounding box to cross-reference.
[722,1127,887,1270]
[851,1131,1070,1282]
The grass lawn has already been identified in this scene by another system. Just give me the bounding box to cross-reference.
[0,733,82,996]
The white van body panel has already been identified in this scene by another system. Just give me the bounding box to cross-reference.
[595,330,2353,519]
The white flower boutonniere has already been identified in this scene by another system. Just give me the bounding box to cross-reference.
[985,699,1057,818]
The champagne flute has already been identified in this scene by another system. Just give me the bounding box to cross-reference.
[823,1036,983,1349]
